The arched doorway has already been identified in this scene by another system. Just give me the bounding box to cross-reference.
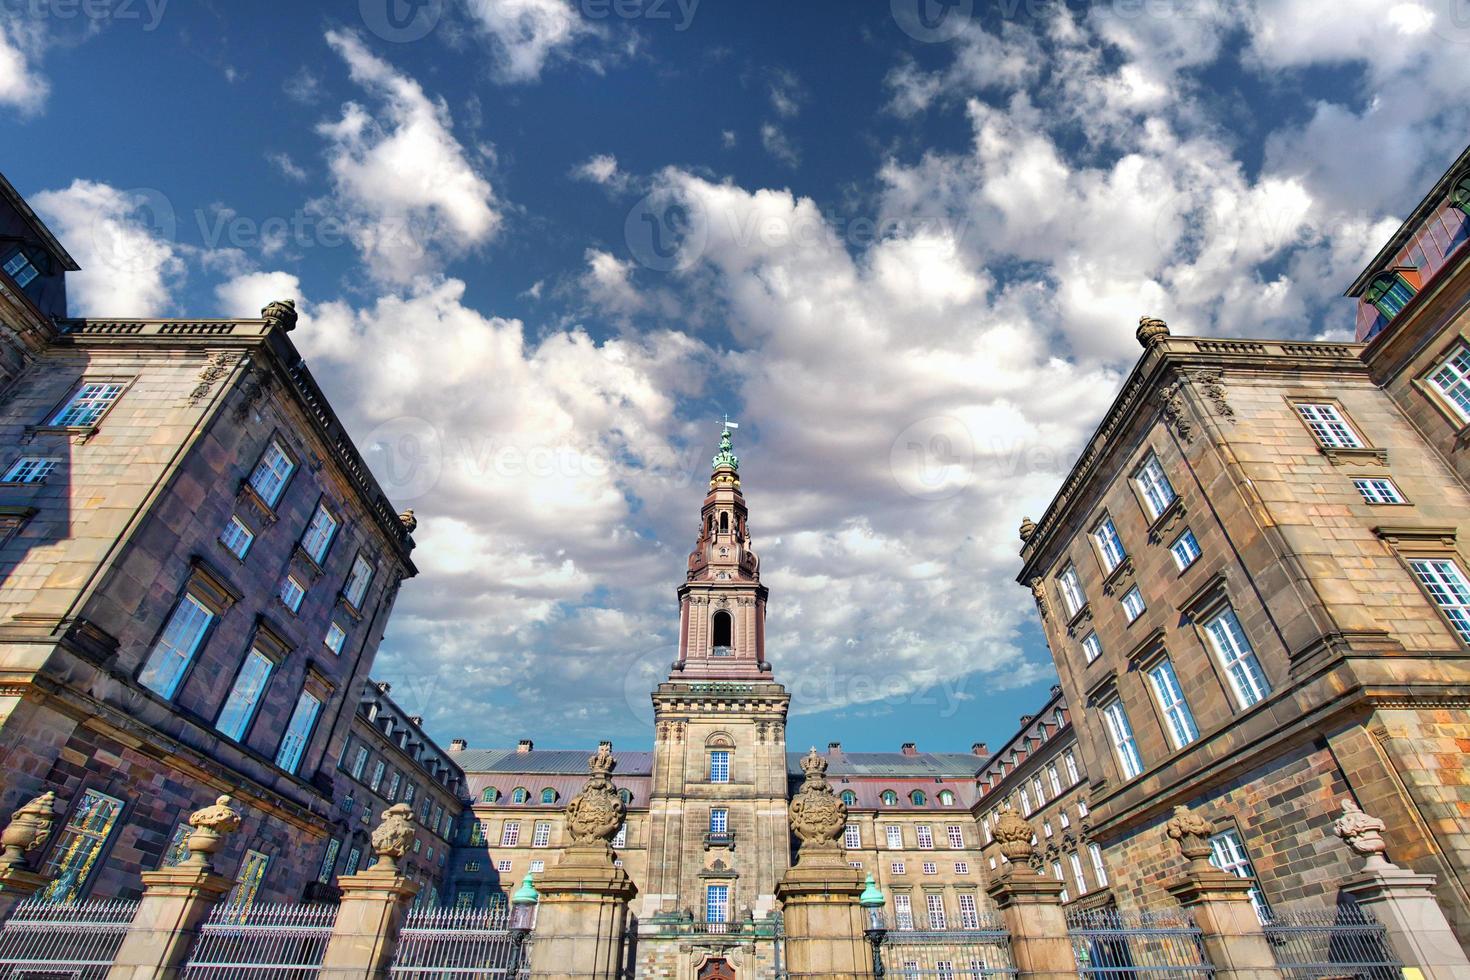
[697,958,735,980]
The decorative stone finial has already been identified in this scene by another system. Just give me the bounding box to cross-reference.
[261,299,299,333]
[1018,516,1036,542]
[399,509,418,533]
[370,803,417,872]
[186,795,242,871]
[564,743,625,845]
[789,748,847,853]
[712,419,740,472]
[993,808,1035,863]
[1165,804,1214,871]
[1137,316,1170,348]
[0,792,58,871]
[1334,799,1391,871]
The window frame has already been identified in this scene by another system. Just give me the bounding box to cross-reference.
[46,378,131,430]
[300,501,341,566]
[1291,400,1366,450]
[137,590,220,701]
[1120,586,1146,623]
[40,789,125,903]
[343,553,376,611]
[1,456,59,484]
[1146,657,1200,751]
[1101,698,1144,781]
[247,437,298,509]
[1418,338,1470,428]
[274,688,323,775]
[220,515,255,560]
[1352,477,1407,505]
[214,646,277,743]
[1091,514,1128,574]
[1170,528,1202,570]
[708,749,731,784]
[1201,606,1273,709]
[1056,563,1087,619]
[1407,556,1470,646]
[1132,451,1178,522]
[1081,631,1102,664]
[1364,269,1417,320]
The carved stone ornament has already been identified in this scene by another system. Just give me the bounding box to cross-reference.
[1029,578,1049,620]
[789,748,847,850]
[1192,371,1234,420]
[371,803,418,871]
[261,298,299,333]
[1018,516,1037,543]
[186,795,242,870]
[1137,316,1170,348]
[1334,799,1391,871]
[399,509,418,533]
[1158,381,1193,442]
[189,352,241,405]
[1164,804,1214,870]
[564,744,626,845]
[0,791,58,870]
[993,808,1035,862]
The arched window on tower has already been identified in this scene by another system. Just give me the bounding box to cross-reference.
[712,610,733,656]
[720,512,729,533]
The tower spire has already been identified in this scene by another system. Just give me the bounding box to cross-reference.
[712,417,740,473]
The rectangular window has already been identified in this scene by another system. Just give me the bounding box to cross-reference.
[530,859,545,873]
[1047,764,1062,796]
[532,821,551,847]
[220,516,254,559]
[385,772,401,801]
[1409,558,1470,643]
[318,839,341,883]
[275,690,321,774]
[1019,788,1032,817]
[1102,700,1144,780]
[1296,403,1363,448]
[370,760,386,792]
[344,554,375,609]
[886,825,903,849]
[350,746,368,780]
[468,822,486,847]
[1148,659,1200,750]
[501,822,520,847]
[325,622,347,655]
[42,790,124,902]
[496,859,512,873]
[1059,809,1071,829]
[1043,820,1053,838]
[1171,528,1201,569]
[3,249,39,287]
[1209,829,1267,917]
[844,823,861,849]
[946,825,964,849]
[1077,799,1089,818]
[301,504,340,564]
[1135,453,1177,520]
[709,809,728,834]
[1353,478,1405,504]
[706,884,730,924]
[1064,751,1079,784]
[1070,850,1088,895]
[925,893,947,929]
[279,575,306,613]
[1121,586,1146,623]
[1,456,58,483]
[922,861,937,875]
[891,861,905,874]
[51,381,125,427]
[229,850,271,910]
[215,648,274,741]
[954,862,969,874]
[612,823,627,848]
[916,825,934,849]
[958,893,979,929]
[1203,607,1272,707]
[1052,861,1069,903]
[1081,631,1102,664]
[249,439,295,506]
[1093,516,1127,572]
[138,593,215,699]
[1032,775,1046,805]
[1057,564,1086,617]
[709,750,730,783]
[894,894,914,930]
[161,822,191,868]
[1428,344,1470,422]
[344,848,361,876]
[1089,843,1108,887]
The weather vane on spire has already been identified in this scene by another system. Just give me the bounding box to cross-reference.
[712,415,740,471]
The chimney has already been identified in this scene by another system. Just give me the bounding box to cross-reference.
[1020,714,1034,726]
[517,739,534,753]
[827,741,842,753]
[449,738,467,752]
[901,742,918,756]
[971,742,987,756]
[408,715,423,726]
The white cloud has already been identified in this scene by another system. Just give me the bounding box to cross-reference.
[316,30,502,285]
[570,153,631,192]
[760,123,800,167]
[32,180,185,316]
[768,69,803,118]
[267,151,308,182]
[581,248,646,314]
[463,0,605,84]
[215,270,306,320]
[0,20,48,115]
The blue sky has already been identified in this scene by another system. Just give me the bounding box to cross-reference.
[4,0,1469,756]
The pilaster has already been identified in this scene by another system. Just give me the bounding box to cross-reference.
[775,849,870,979]
[527,842,638,980]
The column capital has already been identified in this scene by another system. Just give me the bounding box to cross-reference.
[1165,868,1257,908]
[335,867,421,902]
[985,865,1066,909]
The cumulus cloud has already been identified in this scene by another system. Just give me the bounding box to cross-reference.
[570,153,632,192]
[463,0,606,84]
[0,20,48,115]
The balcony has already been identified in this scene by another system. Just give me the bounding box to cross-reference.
[704,829,737,850]
[646,912,780,938]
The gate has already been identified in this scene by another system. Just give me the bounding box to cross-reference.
[389,904,530,978]
[1263,906,1401,978]
[880,916,1018,977]
[0,898,138,979]
[181,902,336,978]
[1067,907,1213,978]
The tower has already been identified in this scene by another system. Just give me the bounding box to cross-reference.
[642,424,791,923]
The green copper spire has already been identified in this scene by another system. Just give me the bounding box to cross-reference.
[712,416,740,471]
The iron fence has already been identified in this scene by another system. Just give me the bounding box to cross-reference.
[181,902,336,979]
[0,897,139,979]
[877,910,1017,978]
[1066,907,1213,978]
[389,904,531,978]
[1263,905,1401,979]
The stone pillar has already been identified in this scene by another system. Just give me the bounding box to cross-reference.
[1332,798,1470,979]
[108,794,240,980]
[1162,806,1276,980]
[0,866,48,920]
[775,849,870,978]
[319,804,421,980]
[985,810,1073,980]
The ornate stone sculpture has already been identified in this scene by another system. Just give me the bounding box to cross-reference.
[564,743,626,845]
[399,509,418,533]
[1137,315,1170,348]
[1334,799,1391,871]
[1018,516,1036,543]
[186,795,242,871]
[261,299,298,333]
[1028,578,1049,620]
[789,749,847,853]
[0,792,58,870]
[992,808,1035,863]
[371,803,418,872]
[1165,804,1215,871]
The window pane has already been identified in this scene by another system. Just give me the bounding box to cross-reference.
[249,440,295,506]
[709,750,730,783]
[1295,403,1362,449]
[52,382,125,427]
[1429,345,1470,422]
[216,649,274,741]
[228,850,271,911]
[1136,454,1177,519]
[1204,608,1272,706]
[1170,528,1201,569]
[220,516,254,559]
[1093,517,1127,572]
[275,690,322,773]
[42,790,124,902]
[301,505,339,564]
[1148,660,1199,749]
[1103,701,1144,779]
[1409,559,1470,644]
[2,457,58,483]
[706,884,729,924]
[344,555,375,608]
[138,594,215,698]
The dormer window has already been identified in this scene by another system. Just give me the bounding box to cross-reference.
[1452,173,1470,214]
[881,790,898,806]
[1365,270,1417,320]
[2,248,39,288]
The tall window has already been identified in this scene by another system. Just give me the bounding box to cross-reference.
[957,893,980,930]
[275,690,321,774]
[705,884,730,924]
[1148,659,1199,749]
[844,823,861,848]
[709,750,731,783]
[1063,751,1079,785]
[343,555,375,609]
[249,440,295,506]
[1352,478,1405,505]
[709,809,728,834]
[344,848,361,876]
[946,825,964,849]
[1019,788,1032,817]
[42,790,124,902]
[216,649,273,741]
[886,826,903,849]
[711,610,733,655]
[1057,564,1086,617]
[1082,631,1103,664]
[279,575,306,613]
[2,456,58,483]
[1069,851,1089,895]
[532,821,551,847]
[1171,528,1201,570]
[161,822,191,868]
[1088,843,1109,887]
[501,822,521,847]
[229,850,271,910]
[1092,516,1127,572]
[325,622,347,655]
[1203,607,1272,707]
[1408,558,1470,643]
[1295,403,1362,449]
[1051,860,1068,903]
[51,381,125,427]
[1209,829,1268,917]
[1365,270,1416,320]
[1121,586,1146,623]
[612,823,627,848]
[220,516,254,560]
[301,505,339,564]
[318,839,341,883]
[1134,453,1177,520]
[894,894,914,930]
[1047,764,1062,796]
[1031,775,1046,806]
[925,893,947,929]
[1102,700,1144,780]
[1428,344,1470,422]
[916,825,934,849]
[138,594,215,699]
[350,745,368,779]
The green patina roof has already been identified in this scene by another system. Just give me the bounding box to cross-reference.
[712,424,739,471]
